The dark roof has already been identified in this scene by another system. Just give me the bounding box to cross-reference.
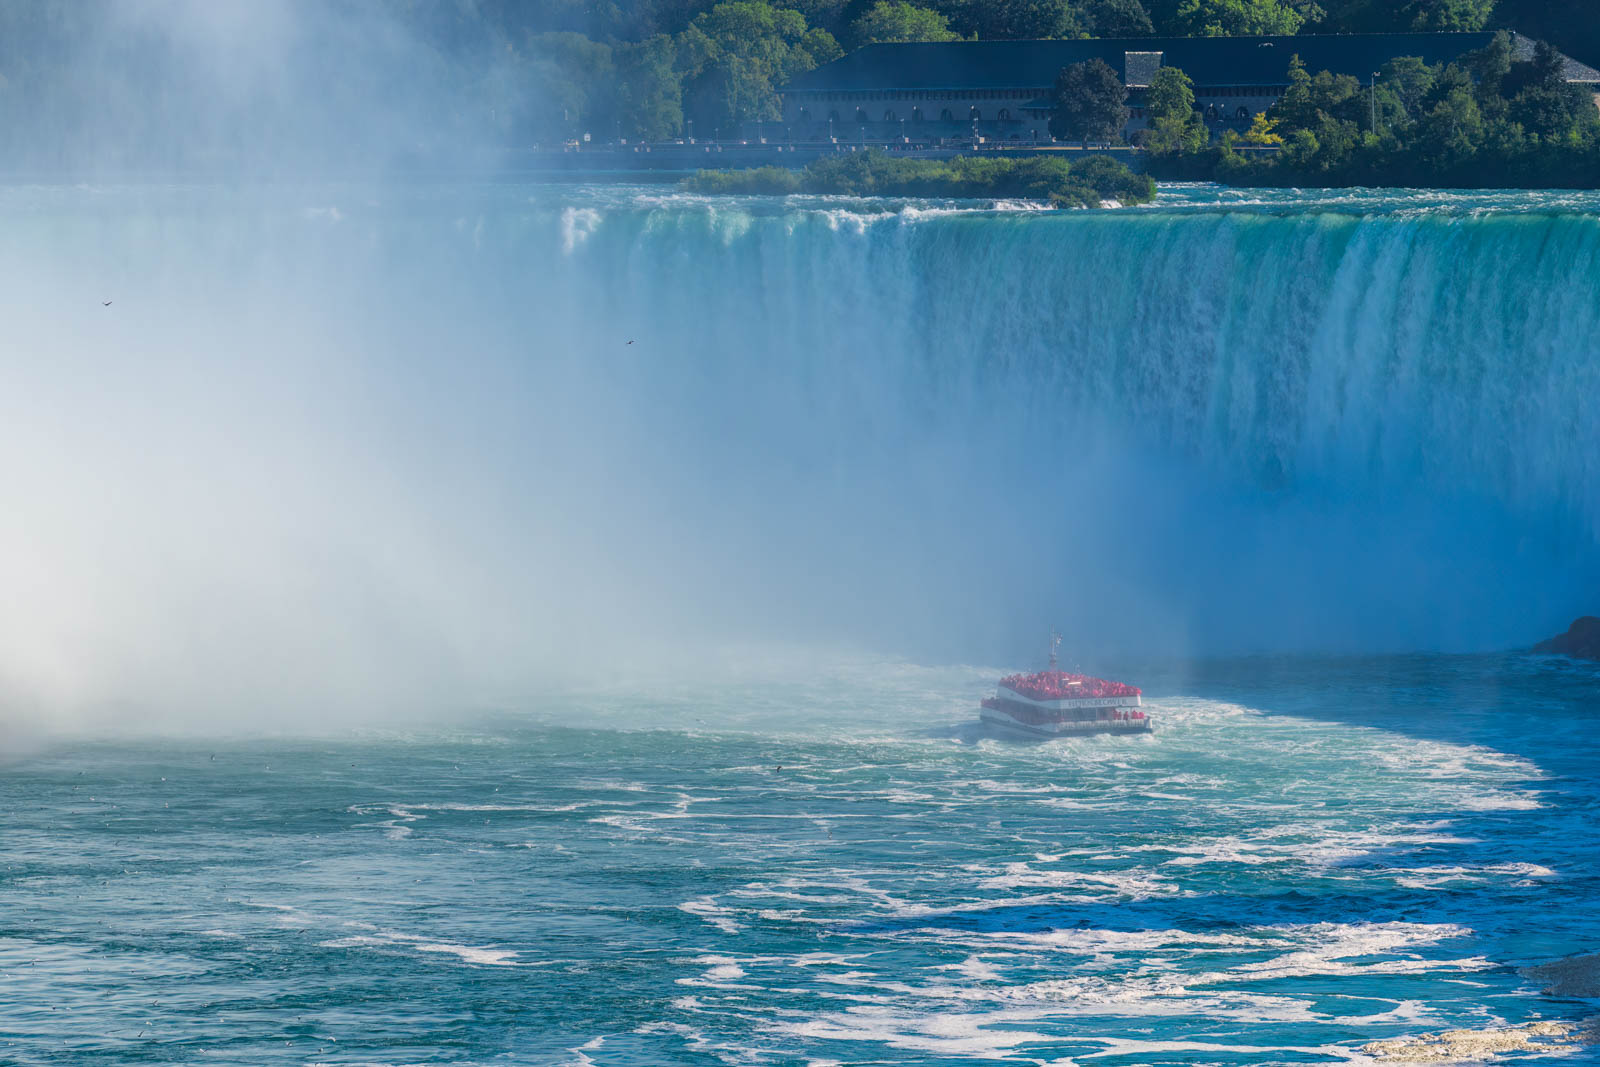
[1508,34,1600,83]
[785,32,1600,93]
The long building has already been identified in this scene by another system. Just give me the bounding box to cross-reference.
[779,32,1600,144]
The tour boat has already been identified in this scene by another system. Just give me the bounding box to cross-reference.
[980,634,1149,737]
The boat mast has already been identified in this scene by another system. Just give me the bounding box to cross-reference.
[1049,629,1061,670]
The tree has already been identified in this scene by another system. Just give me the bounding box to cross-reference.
[1281,127,1320,168]
[522,32,616,143]
[1504,40,1597,139]
[1380,56,1439,124]
[1267,54,1366,169]
[845,1,962,48]
[959,0,1089,39]
[1322,0,1491,31]
[1173,0,1306,36]
[1239,112,1283,144]
[1404,0,1496,31]
[676,2,842,133]
[1083,0,1155,35]
[1465,31,1512,107]
[1495,0,1600,79]
[615,35,684,140]
[1143,66,1207,153]
[1049,58,1129,145]
[1412,84,1484,167]
[1147,65,1195,118]
[1272,55,1364,130]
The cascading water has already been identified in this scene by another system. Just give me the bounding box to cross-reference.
[1,183,1597,721]
[538,186,1600,658]
[10,183,1600,1067]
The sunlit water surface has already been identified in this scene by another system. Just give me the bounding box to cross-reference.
[5,180,1600,1064]
[5,652,1600,1065]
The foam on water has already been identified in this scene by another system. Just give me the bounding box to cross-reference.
[4,183,1600,1064]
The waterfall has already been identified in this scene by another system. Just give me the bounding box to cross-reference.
[2,184,1596,719]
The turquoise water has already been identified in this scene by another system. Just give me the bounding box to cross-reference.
[2,182,1600,1064]
[5,654,1600,1064]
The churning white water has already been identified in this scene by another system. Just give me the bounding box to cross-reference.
[0,182,1596,725]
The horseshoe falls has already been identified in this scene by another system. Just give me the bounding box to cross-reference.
[5,183,1600,1067]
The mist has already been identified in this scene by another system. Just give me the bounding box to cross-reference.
[4,180,1597,739]
[0,0,521,176]
[1,6,1597,738]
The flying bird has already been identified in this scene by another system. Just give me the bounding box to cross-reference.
[627,340,634,344]
[102,300,112,307]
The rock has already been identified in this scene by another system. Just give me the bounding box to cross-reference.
[1533,616,1600,659]
[1363,1021,1580,1062]
[1522,952,1600,997]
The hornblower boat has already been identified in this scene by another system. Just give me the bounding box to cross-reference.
[980,634,1149,737]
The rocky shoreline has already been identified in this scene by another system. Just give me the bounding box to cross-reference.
[1533,617,1600,660]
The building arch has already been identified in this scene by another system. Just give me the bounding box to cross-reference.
[1235,105,1250,120]
[827,109,840,123]
[969,106,981,120]
[998,108,1011,120]
[798,107,811,122]
[855,107,868,123]
[940,108,954,122]
[911,107,924,122]
[883,110,896,121]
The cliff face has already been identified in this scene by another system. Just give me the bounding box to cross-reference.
[1533,617,1600,659]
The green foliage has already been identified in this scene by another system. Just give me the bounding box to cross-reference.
[1407,0,1497,31]
[1170,34,1600,190]
[1082,0,1156,35]
[1143,66,1208,153]
[684,164,805,192]
[845,1,963,48]
[9,0,1600,180]
[1380,55,1438,121]
[1240,113,1284,144]
[679,2,842,133]
[1173,0,1305,36]
[959,0,1090,40]
[1146,66,1195,119]
[682,148,1156,205]
[1049,58,1130,144]
[615,36,685,141]
[1320,0,1495,32]
[522,32,616,142]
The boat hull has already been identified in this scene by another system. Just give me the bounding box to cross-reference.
[979,705,1152,738]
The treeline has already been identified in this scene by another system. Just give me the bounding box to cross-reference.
[522,0,1597,49]
[507,0,1600,144]
[683,149,1157,206]
[491,0,1600,142]
[2,0,1599,154]
[1145,32,1600,187]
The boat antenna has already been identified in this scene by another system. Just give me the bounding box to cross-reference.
[1048,629,1061,670]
